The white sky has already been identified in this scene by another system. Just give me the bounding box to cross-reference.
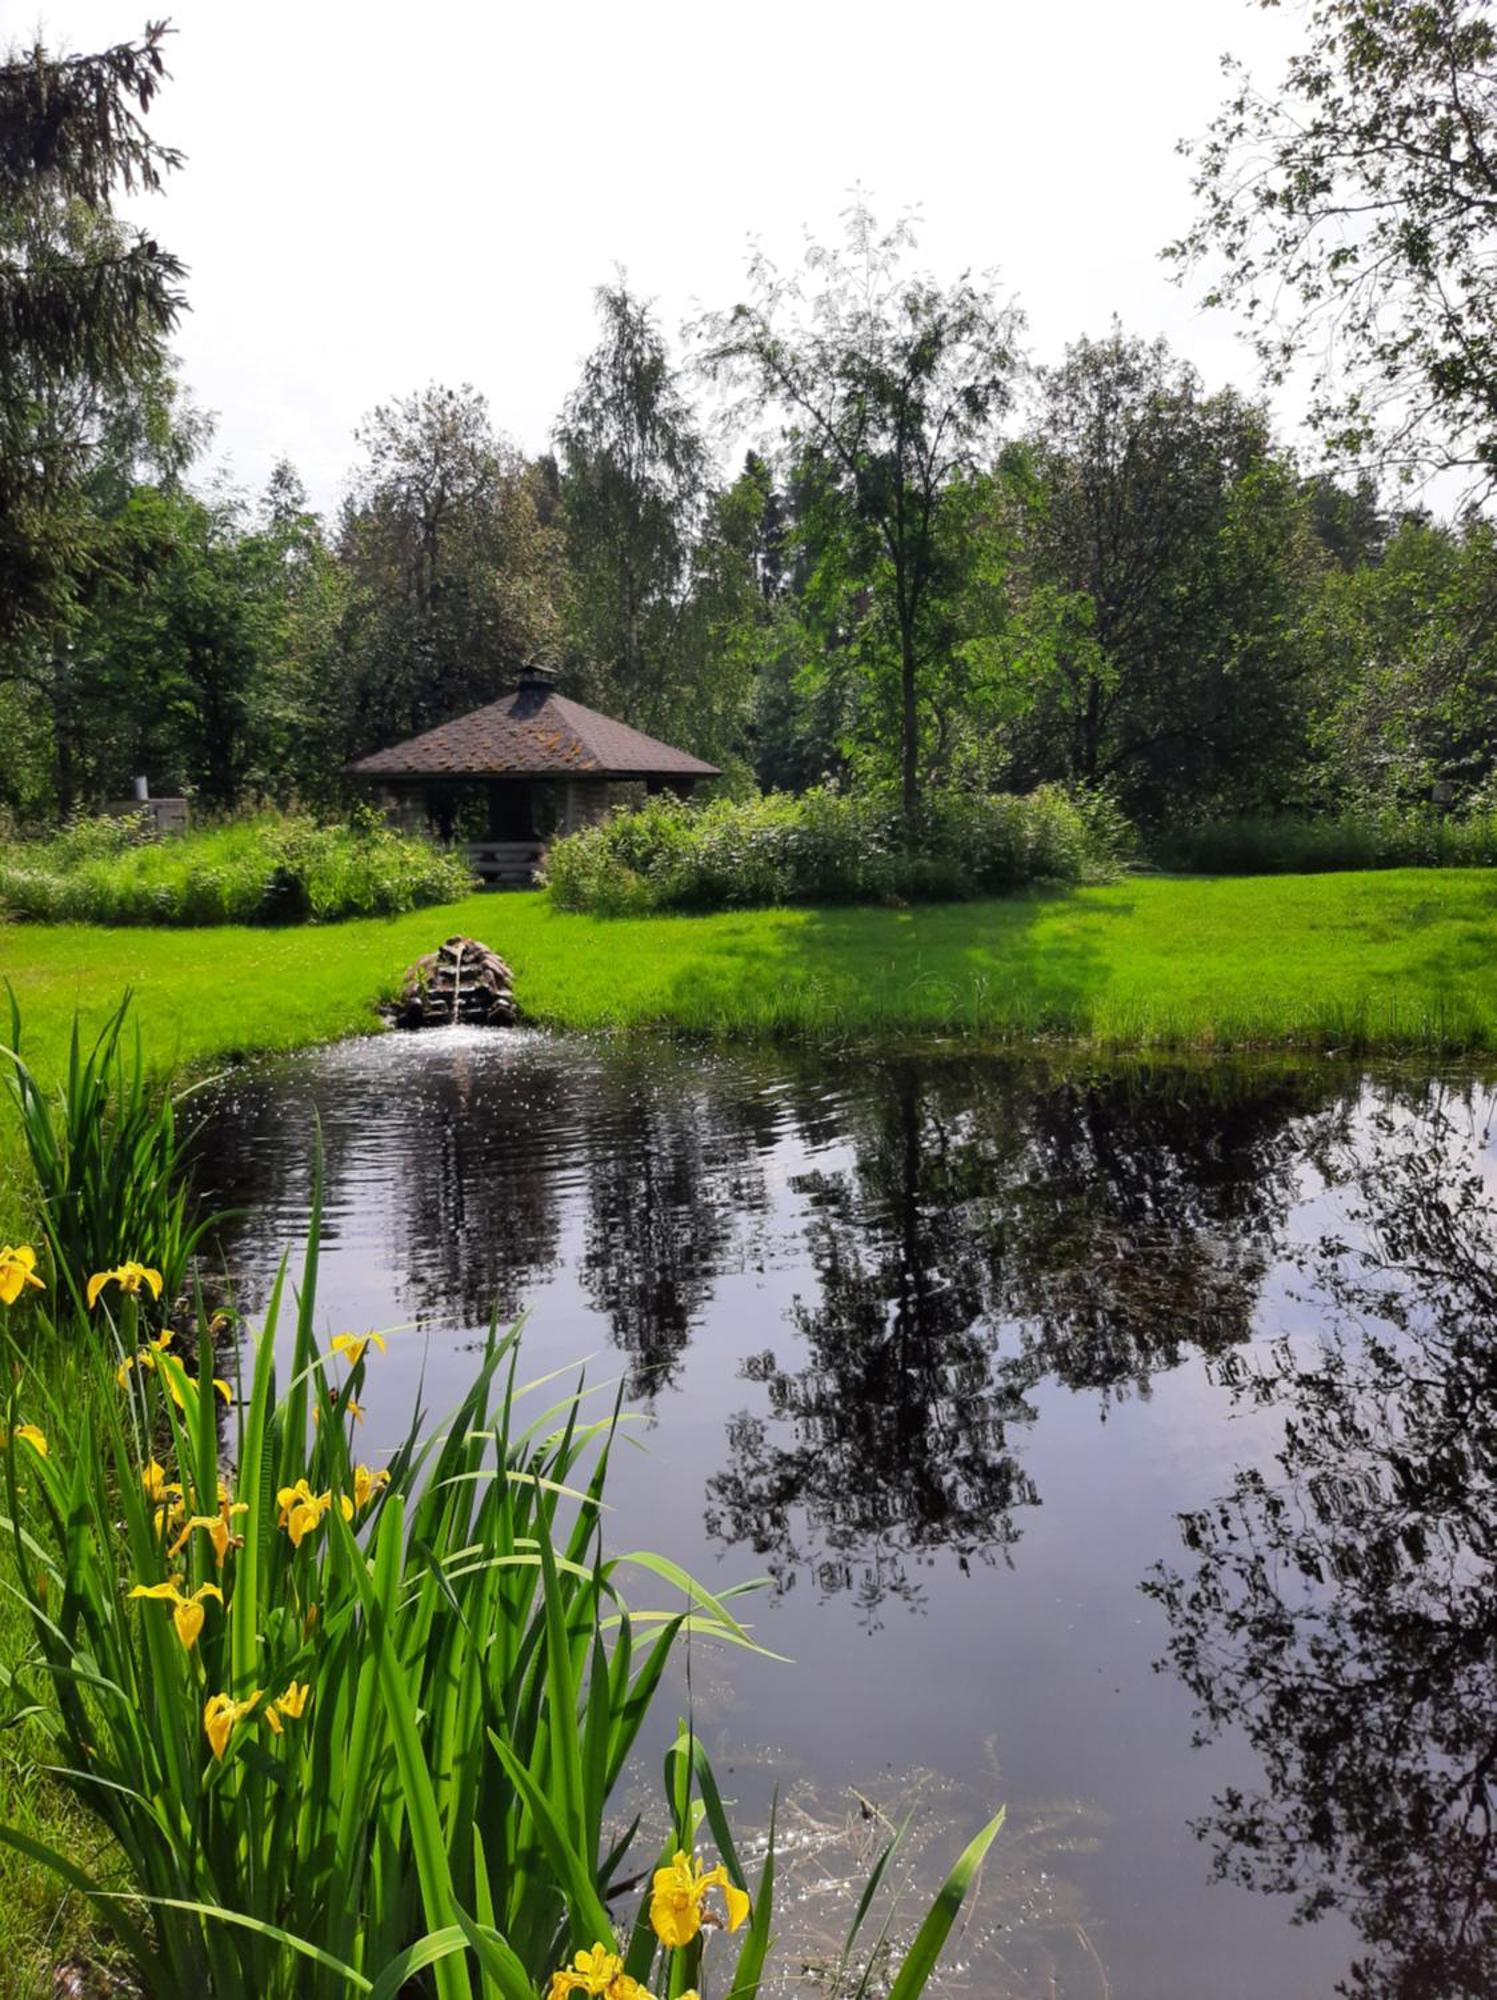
[35,0,1305,515]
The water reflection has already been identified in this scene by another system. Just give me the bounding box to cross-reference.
[705,1060,1347,1615]
[196,1034,1497,1997]
[203,1032,777,1393]
[1149,1090,1497,1999]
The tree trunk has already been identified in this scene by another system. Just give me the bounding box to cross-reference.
[54,725,74,819]
[50,640,74,816]
[1082,674,1102,782]
[900,625,919,818]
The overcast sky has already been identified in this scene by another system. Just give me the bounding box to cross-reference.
[37,0,1305,515]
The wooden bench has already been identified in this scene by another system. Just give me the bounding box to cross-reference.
[463,840,545,887]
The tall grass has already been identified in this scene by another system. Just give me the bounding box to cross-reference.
[0,812,474,925]
[2,989,220,1319]
[1150,808,1497,875]
[545,785,1128,914]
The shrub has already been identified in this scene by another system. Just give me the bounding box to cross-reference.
[0,813,475,926]
[545,784,1127,914]
[0,1152,1001,1997]
[1150,808,1497,875]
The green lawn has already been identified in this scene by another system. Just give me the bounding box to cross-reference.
[4,868,1497,1224]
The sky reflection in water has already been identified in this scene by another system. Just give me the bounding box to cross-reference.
[199,1031,1497,1999]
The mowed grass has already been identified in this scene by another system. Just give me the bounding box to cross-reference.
[4,867,1497,1223]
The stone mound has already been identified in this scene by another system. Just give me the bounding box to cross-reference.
[388,935,518,1028]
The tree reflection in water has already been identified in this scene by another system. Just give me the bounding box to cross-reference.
[1148,1091,1497,1999]
[199,1036,774,1395]
[706,1058,1344,1620]
[578,1085,770,1399]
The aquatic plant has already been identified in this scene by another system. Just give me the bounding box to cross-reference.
[1,989,220,1319]
[0,1167,1000,1996]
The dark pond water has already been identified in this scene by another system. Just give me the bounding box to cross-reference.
[198,1031,1497,1999]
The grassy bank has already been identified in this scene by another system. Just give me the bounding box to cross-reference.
[5,868,1497,1218]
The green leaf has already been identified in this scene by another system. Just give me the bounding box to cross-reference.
[884,1808,1005,2000]
[487,1728,616,1952]
[332,1491,474,2000]
[727,1792,776,2000]
[450,1905,541,2000]
[367,1928,481,2000]
[613,1551,755,1643]
[105,1893,373,1988]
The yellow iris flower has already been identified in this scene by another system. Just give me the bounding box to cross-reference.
[169,1496,248,1568]
[141,1460,186,1533]
[546,1946,628,1999]
[116,1330,174,1388]
[86,1262,164,1310]
[144,1366,231,1411]
[0,1245,44,1306]
[330,1331,386,1367]
[276,1480,332,1548]
[311,1390,365,1427]
[0,1423,48,1458]
[140,1459,177,1503]
[203,1689,260,1761]
[265,1680,311,1735]
[129,1578,223,1650]
[544,1946,673,2000]
[649,1850,749,1950]
[352,1463,390,1509]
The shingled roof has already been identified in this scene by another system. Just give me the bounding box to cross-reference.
[348,677,721,782]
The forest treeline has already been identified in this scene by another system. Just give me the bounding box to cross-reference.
[6,12,1497,840]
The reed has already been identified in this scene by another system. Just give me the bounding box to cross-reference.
[1,989,221,1319]
[0,1113,999,1996]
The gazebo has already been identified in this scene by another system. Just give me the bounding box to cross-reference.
[348,666,721,884]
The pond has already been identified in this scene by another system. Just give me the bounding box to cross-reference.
[198,1031,1497,1999]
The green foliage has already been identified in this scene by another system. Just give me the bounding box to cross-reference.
[1,989,218,1318]
[544,786,1127,914]
[337,385,561,758]
[1303,512,1497,811]
[65,480,287,810]
[0,23,185,651]
[1003,327,1321,823]
[0,1249,715,1994]
[1172,0,1497,485]
[0,812,474,926]
[557,282,711,742]
[1152,809,1497,876]
[694,200,1021,813]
